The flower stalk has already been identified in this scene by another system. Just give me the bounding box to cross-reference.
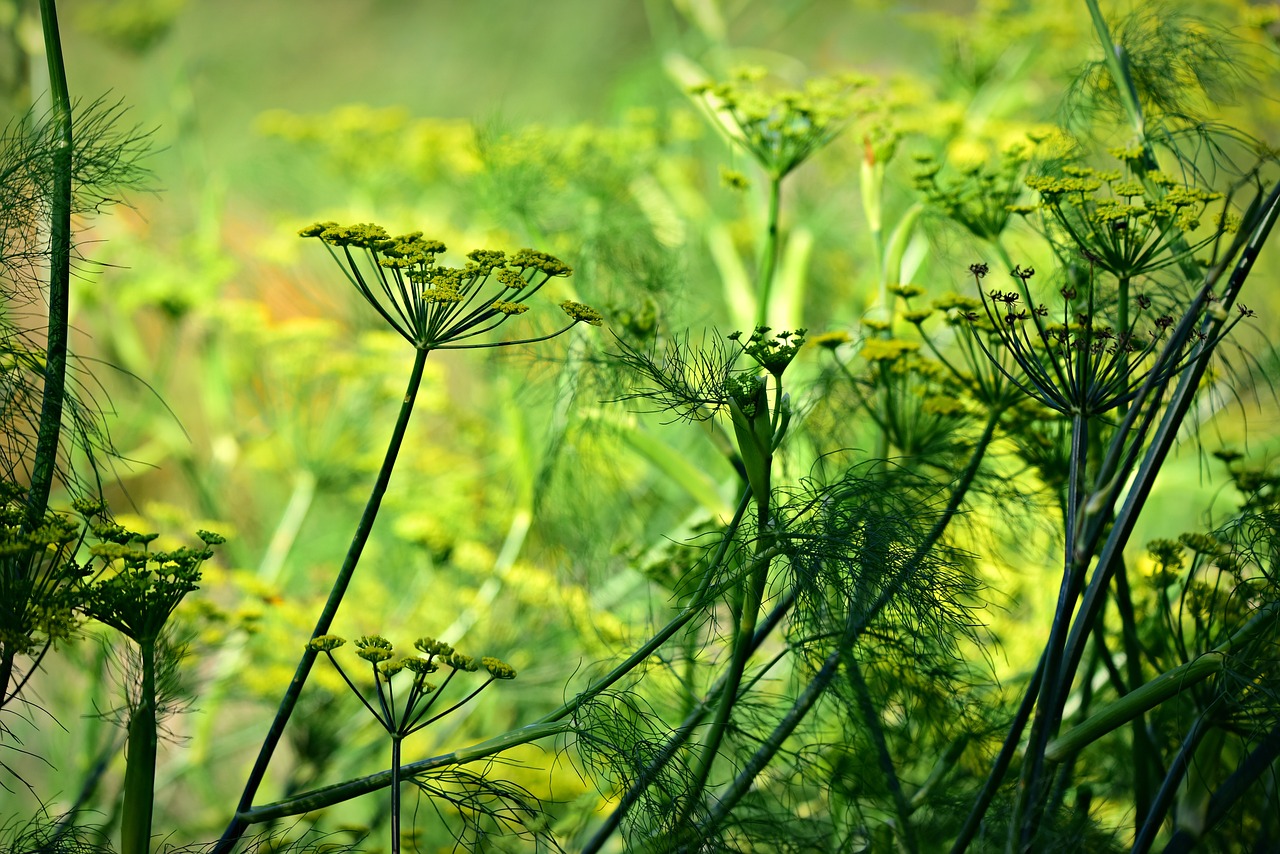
[219,226,595,850]
[25,0,73,530]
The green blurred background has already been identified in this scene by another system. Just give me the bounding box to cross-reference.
[3,0,1279,849]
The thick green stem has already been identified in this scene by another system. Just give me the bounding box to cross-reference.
[1046,602,1277,761]
[121,639,157,854]
[217,347,430,851]
[26,0,73,529]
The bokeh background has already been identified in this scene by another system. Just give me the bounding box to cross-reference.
[3,0,1279,849]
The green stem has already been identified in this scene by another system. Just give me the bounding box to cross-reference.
[754,175,783,328]
[675,439,774,828]
[1112,556,1157,826]
[1054,183,1280,755]
[234,721,571,824]
[704,407,1002,843]
[910,734,971,814]
[534,487,756,728]
[1116,276,1130,350]
[1160,725,1280,854]
[579,591,796,854]
[390,734,402,854]
[699,646,841,835]
[1013,412,1090,850]
[26,0,73,529]
[949,656,1046,854]
[217,347,430,852]
[121,638,157,854]
[1082,0,1202,285]
[845,655,919,854]
[1082,0,1144,137]
[1132,716,1209,854]
[1045,602,1278,761]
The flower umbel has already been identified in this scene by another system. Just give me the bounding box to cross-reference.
[313,634,517,738]
[689,67,873,179]
[300,222,599,350]
[79,522,221,644]
[913,137,1045,241]
[964,263,1250,416]
[1023,160,1231,278]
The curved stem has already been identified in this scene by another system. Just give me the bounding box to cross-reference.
[26,0,73,529]
[216,347,430,852]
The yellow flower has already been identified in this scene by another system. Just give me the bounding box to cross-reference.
[860,338,919,362]
[809,330,851,350]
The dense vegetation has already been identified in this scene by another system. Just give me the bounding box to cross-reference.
[3,1,1280,851]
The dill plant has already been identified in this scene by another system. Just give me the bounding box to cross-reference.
[7,1,1280,852]
[215,225,600,850]
[1,0,157,831]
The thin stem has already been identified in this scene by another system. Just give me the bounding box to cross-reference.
[1014,411,1090,849]
[1056,181,1280,745]
[846,655,920,854]
[1161,725,1280,854]
[217,347,430,852]
[949,655,1047,854]
[675,482,773,828]
[411,677,495,733]
[405,667,460,731]
[26,0,73,529]
[702,407,1002,846]
[390,734,402,854]
[579,591,797,854]
[534,487,756,728]
[698,646,842,837]
[1113,556,1157,826]
[327,653,386,726]
[1131,716,1210,854]
[234,721,572,824]
[1082,0,1144,138]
